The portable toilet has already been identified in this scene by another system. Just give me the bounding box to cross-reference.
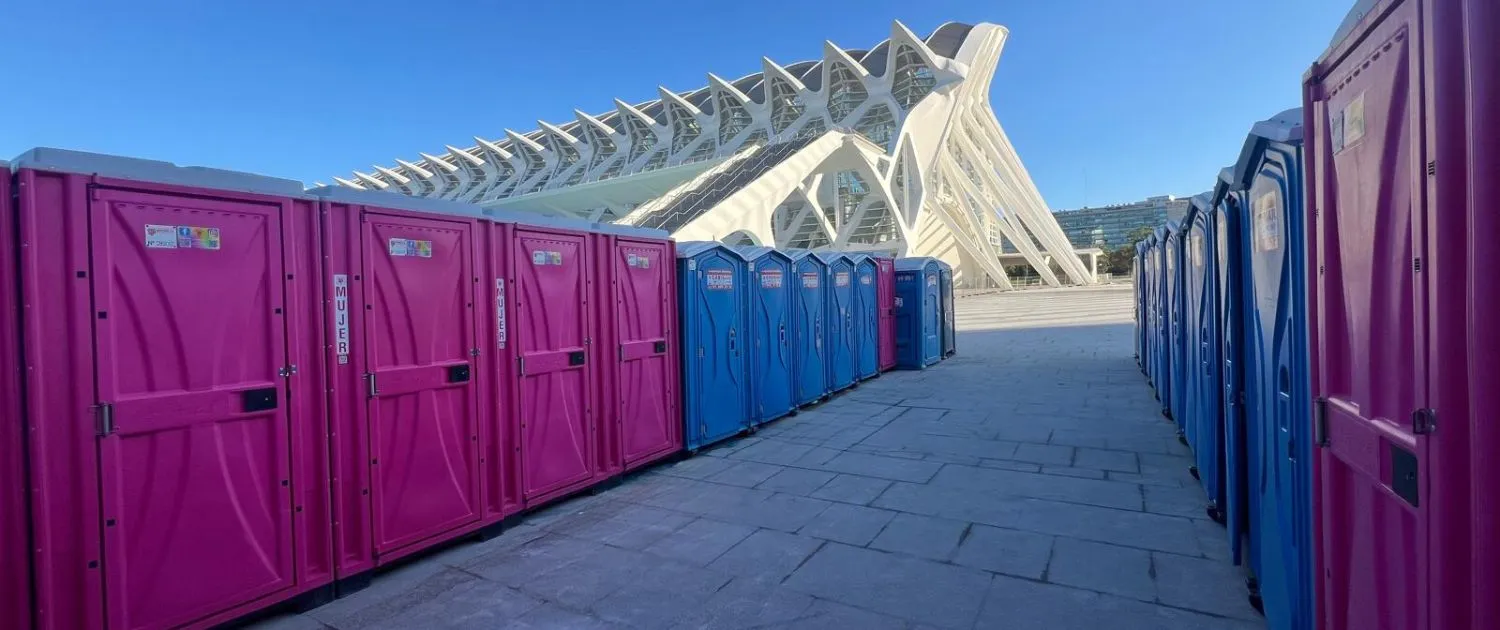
[592,222,682,472]
[1134,240,1148,368]
[1162,220,1184,421]
[817,252,857,392]
[850,254,880,380]
[1212,166,1250,567]
[12,148,334,630]
[938,261,956,357]
[1183,192,1226,525]
[894,257,942,368]
[0,161,27,630]
[676,242,751,450]
[789,251,830,406]
[1229,109,1311,628]
[311,186,512,578]
[1308,5,1500,625]
[875,256,897,371]
[735,246,796,426]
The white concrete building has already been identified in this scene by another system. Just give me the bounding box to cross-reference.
[332,21,1092,288]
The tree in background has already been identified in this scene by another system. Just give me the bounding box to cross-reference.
[1098,226,1157,276]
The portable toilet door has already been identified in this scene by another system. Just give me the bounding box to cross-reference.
[737,246,795,426]
[14,149,333,630]
[595,223,681,471]
[0,161,27,630]
[819,252,857,391]
[875,256,897,371]
[938,262,955,357]
[1159,223,1179,418]
[1134,241,1147,368]
[677,242,750,450]
[1231,109,1311,628]
[310,186,491,569]
[894,258,942,368]
[1213,169,1251,566]
[1151,230,1168,398]
[1187,193,1226,524]
[852,255,880,380]
[790,252,830,405]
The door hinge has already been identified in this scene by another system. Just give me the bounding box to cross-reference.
[1314,397,1330,447]
[1412,408,1437,435]
[518,357,526,374]
[470,347,480,357]
[365,373,378,398]
[1427,161,1436,176]
[1413,257,1422,272]
[95,403,114,437]
[278,364,298,378]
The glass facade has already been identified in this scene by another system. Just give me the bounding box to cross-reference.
[1051,195,1192,250]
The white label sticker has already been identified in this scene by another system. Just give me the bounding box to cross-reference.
[835,272,850,287]
[860,273,872,285]
[495,278,507,350]
[705,269,734,290]
[760,270,783,289]
[894,296,904,308]
[801,272,819,288]
[333,274,350,364]
[1253,190,1282,253]
[1332,91,1366,153]
[144,224,177,249]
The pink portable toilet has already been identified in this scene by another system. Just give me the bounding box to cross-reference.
[591,223,682,473]
[0,160,31,630]
[13,148,333,630]
[875,256,897,371]
[489,211,608,508]
[309,186,493,587]
[1305,1,1500,628]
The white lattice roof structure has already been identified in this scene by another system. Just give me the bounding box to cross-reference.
[332,21,1094,288]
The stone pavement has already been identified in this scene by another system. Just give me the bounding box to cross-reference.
[255,285,1261,630]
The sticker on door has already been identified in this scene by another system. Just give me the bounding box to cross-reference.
[760,270,782,288]
[706,269,734,290]
[389,238,433,258]
[802,272,819,288]
[334,274,351,364]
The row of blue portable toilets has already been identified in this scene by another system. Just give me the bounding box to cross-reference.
[1135,109,1310,628]
[675,242,955,451]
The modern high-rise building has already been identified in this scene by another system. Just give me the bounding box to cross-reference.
[329,21,1093,289]
[1052,195,1192,250]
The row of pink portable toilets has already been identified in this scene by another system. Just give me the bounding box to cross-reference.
[0,148,709,630]
[1135,1,1500,629]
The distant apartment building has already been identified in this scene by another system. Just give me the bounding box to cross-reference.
[1051,195,1191,250]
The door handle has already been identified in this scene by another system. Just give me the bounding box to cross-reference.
[728,328,737,354]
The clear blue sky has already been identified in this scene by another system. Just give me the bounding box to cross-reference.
[0,0,1352,211]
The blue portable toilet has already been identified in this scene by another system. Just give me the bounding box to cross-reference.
[789,251,829,406]
[850,254,880,380]
[938,261,955,357]
[1184,192,1227,525]
[1135,240,1149,368]
[735,246,796,426]
[817,252,857,392]
[676,242,751,450]
[894,258,941,369]
[1230,108,1312,628]
[1212,166,1251,566]
[1143,233,1161,387]
[1155,223,1177,416]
